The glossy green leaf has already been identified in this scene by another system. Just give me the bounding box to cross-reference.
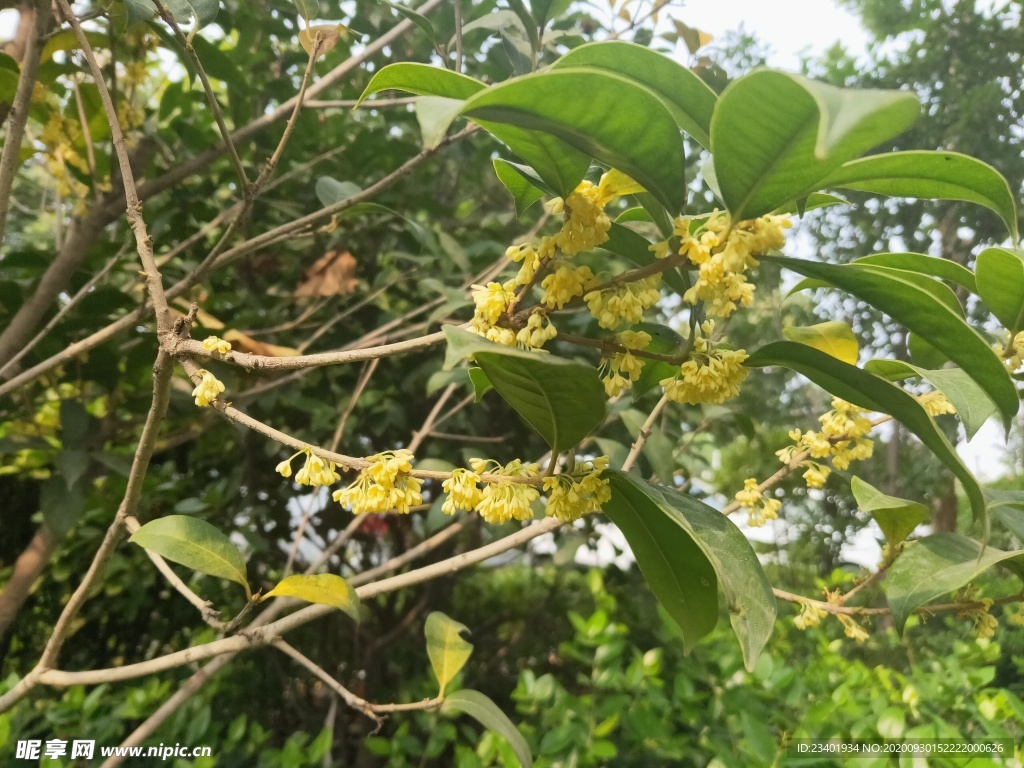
[883,533,1024,634]
[442,326,606,453]
[853,252,977,294]
[493,158,545,218]
[262,574,361,622]
[711,70,919,219]
[851,476,927,547]
[824,151,1019,242]
[442,690,533,768]
[129,515,250,597]
[768,256,1017,427]
[745,342,986,528]
[771,192,851,217]
[531,0,571,27]
[864,359,995,440]
[460,69,686,212]
[356,63,485,106]
[975,247,1024,333]
[41,477,84,538]
[783,321,859,365]
[552,40,717,148]
[604,472,776,669]
[425,611,473,696]
[475,120,591,198]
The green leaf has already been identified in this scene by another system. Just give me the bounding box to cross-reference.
[124,0,218,27]
[129,515,250,597]
[442,690,533,768]
[60,399,91,447]
[629,322,686,400]
[745,342,987,529]
[768,256,1017,428]
[460,69,686,212]
[293,0,318,21]
[883,533,1024,634]
[987,490,1024,541]
[711,70,919,220]
[850,476,927,547]
[476,122,591,198]
[601,223,689,298]
[442,326,606,453]
[425,611,473,696]
[467,367,492,400]
[824,151,1019,243]
[620,409,675,483]
[604,472,776,669]
[262,574,361,622]
[552,40,717,149]
[864,360,995,440]
[315,177,361,205]
[771,192,851,218]
[356,63,485,106]
[376,0,437,44]
[530,0,571,28]
[493,158,545,218]
[40,477,84,538]
[853,252,977,294]
[416,96,464,149]
[782,321,859,365]
[975,247,1024,333]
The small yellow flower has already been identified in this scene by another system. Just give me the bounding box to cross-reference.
[793,599,826,630]
[275,459,294,478]
[1000,330,1024,371]
[471,458,540,525]
[802,462,831,489]
[471,282,514,325]
[202,336,232,356]
[918,390,956,417]
[542,456,611,522]
[442,467,483,515]
[734,478,780,527]
[191,370,225,407]
[333,450,423,514]
[294,449,340,487]
[584,276,662,330]
[516,311,558,350]
[541,264,594,309]
[661,329,748,406]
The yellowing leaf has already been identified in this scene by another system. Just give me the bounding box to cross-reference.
[697,30,714,48]
[299,24,348,57]
[782,321,859,365]
[262,574,361,622]
[425,611,473,696]
[597,169,645,201]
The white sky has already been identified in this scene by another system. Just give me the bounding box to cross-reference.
[677,0,871,70]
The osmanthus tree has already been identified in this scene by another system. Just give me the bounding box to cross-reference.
[1,0,1023,764]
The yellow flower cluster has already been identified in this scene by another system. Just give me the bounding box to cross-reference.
[734,478,781,527]
[778,398,874,478]
[191,370,225,407]
[541,264,594,309]
[468,281,517,347]
[665,211,791,318]
[441,467,483,515]
[333,450,423,514]
[584,276,662,330]
[516,311,558,349]
[547,180,614,256]
[468,458,541,525]
[661,322,748,405]
[1001,331,1024,371]
[918,390,956,417]
[793,599,827,630]
[40,112,91,201]
[957,587,998,639]
[276,448,340,487]
[801,462,831,489]
[202,336,232,355]
[542,457,612,522]
[601,330,651,397]
[825,590,870,641]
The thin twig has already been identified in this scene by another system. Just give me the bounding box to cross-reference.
[622,394,670,472]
